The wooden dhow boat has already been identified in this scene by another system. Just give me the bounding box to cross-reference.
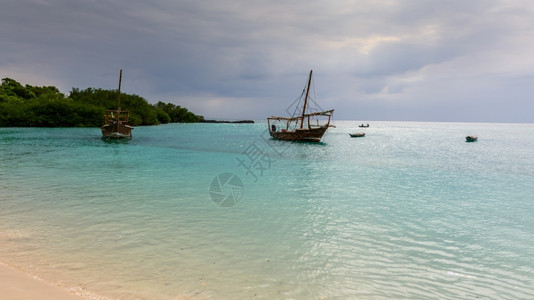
[267,70,334,142]
[101,69,133,139]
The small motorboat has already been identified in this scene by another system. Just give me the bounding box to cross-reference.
[359,123,369,128]
[349,132,365,138]
[465,135,478,142]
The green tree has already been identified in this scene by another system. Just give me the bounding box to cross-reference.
[1,78,203,127]
[154,101,201,123]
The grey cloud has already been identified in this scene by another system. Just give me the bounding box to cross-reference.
[1,0,534,122]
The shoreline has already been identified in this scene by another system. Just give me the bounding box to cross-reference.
[0,261,86,300]
[199,119,255,123]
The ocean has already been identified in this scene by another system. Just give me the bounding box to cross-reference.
[1,121,533,299]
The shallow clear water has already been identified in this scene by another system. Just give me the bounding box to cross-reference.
[1,122,533,299]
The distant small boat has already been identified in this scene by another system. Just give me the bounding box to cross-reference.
[349,132,365,138]
[359,123,369,128]
[101,69,133,139]
[466,135,478,142]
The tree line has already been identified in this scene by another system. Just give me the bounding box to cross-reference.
[0,78,204,127]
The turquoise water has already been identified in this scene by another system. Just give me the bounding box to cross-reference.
[1,122,533,299]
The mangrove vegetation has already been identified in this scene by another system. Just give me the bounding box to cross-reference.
[0,78,203,127]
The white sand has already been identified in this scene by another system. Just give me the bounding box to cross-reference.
[0,263,84,300]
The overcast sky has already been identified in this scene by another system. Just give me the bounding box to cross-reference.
[2,0,534,122]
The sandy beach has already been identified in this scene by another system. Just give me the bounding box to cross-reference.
[0,262,84,300]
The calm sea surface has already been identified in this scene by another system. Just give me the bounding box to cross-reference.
[1,121,533,299]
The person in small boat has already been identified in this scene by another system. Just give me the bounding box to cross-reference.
[271,124,276,132]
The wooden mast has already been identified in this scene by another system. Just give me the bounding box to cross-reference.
[300,69,312,129]
[116,69,122,133]
[117,69,122,111]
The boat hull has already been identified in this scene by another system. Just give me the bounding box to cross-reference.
[101,123,133,139]
[349,133,365,138]
[465,135,478,142]
[269,126,328,142]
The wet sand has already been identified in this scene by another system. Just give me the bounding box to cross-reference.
[0,262,84,300]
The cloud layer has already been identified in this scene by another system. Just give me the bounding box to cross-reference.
[2,0,534,122]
